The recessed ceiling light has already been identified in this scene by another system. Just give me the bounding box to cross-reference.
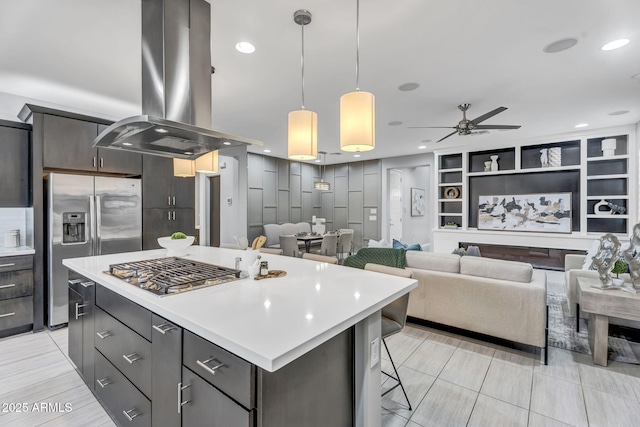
[608,110,629,116]
[574,123,589,128]
[155,128,169,134]
[263,149,271,153]
[418,145,426,149]
[398,82,420,91]
[543,38,578,53]
[184,151,193,155]
[388,121,403,126]
[354,154,361,158]
[122,142,132,146]
[315,159,321,163]
[222,141,231,145]
[235,41,255,54]
[601,39,630,51]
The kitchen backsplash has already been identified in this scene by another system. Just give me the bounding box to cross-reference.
[0,207,34,247]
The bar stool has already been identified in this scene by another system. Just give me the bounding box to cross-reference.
[302,253,339,264]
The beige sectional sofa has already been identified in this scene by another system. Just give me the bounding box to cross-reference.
[404,251,548,353]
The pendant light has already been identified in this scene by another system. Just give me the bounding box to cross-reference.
[173,158,195,177]
[314,151,331,191]
[195,150,219,174]
[288,10,318,161]
[340,0,375,153]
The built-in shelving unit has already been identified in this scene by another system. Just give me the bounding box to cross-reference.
[438,154,464,228]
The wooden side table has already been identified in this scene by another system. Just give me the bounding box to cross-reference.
[576,277,640,366]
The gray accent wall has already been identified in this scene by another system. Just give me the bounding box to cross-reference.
[247,153,382,251]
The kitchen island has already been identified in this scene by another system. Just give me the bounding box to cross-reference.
[63,246,416,427]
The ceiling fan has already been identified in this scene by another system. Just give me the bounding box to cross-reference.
[409,104,521,142]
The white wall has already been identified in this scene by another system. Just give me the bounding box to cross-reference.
[380,154,435,248]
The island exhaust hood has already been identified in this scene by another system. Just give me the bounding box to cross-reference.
[93,0,261,159]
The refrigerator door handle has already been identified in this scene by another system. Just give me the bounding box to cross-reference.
[89,195,96,255]
[95,195,102,255]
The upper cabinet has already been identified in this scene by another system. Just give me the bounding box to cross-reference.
[42,115,141,175]
[142,155,195,209]
[0,121,31,207]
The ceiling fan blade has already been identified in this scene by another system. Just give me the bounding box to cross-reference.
[474,125,521,130]
[407,126,456,129]
[437,131,458,142]
[470,107,507,125]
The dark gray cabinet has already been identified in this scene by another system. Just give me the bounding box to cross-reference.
[0,255,34,338]
[143,208,195,249]
[142,155,195,209]
[67,277,95,388]
[0,122,30,207]
[151,315,183,427]
[43,115,141,175]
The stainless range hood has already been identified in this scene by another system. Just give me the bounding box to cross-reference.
[93,0,261,159]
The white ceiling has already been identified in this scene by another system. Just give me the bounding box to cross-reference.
[1,0,639,164]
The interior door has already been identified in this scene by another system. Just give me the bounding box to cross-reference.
[95,177,142,255]
[389,169,403,242]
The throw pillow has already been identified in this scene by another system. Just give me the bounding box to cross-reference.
[392,239,421,251]
[368,239,392,248]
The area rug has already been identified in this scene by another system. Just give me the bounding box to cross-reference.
[547,291,639,364]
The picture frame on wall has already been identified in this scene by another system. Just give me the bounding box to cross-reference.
[411,188,426,216]
[477,192,572,233]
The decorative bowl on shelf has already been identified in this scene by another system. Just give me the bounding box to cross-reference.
[157,236,195,256]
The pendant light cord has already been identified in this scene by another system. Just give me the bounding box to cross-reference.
[355,0,360,91]
[301,22,306,109]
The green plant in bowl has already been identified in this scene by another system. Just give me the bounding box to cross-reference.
[171,232,187,240]
[612,259,628,278]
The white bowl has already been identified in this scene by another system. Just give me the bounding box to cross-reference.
[157,236,195,257]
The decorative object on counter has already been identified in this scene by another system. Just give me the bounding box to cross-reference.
[466,245,482,257]
[444,186,460,199]
[478,193,571,233]
[601,138,617,157]
[611,259,628,288]
[484,161,492,172]
[548,147,562,167]
[260,260,269,276]
[157,235,195,256]
[594,199,626,215]
[410,188,425,216]
[251,235,266,250]
[490,155,499,171]
[622,223,640,292]
[591,233,621,289]
[3,229,19,247]
[540,148,549,167]
[451,247,466,256]
[254,270,287,280]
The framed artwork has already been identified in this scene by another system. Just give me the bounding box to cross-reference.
[477,193,572,233]
[411,188,426,216]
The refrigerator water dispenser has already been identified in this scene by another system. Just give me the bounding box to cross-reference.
[62,212,86,243]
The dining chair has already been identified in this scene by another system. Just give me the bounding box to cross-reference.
[364,263,413,410]
[337,231,354,262]
[302,253,339,264]
[279,235,301,258]
[259,248,283,255]
[317,234,338,257]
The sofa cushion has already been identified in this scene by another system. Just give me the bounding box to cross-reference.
[263,224,284,248]
[295,222,312,234]
[281,223,298,235]
[460,256,533,283]
[393,239,422,251]
[405,251,460,273]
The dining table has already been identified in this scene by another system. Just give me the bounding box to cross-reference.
[296,233,325,253]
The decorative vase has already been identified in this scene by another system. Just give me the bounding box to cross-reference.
[483,161,492,172]
[490,155,499,172]
[548,147,562,167]
[540,149,549,167]
[601,138,617,157]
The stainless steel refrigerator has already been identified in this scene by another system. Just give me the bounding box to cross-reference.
[47,173,142,328]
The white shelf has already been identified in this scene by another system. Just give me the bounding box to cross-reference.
[586,174,628,180]
[586,195,629,200]
[438,213,463,217]
[586,214,629,219]
[438,198,463,202]
[440,168,463,173]
[586,154,629,162]
[518,165,581,173]
[467,170,517,177]
[438,182,462,186]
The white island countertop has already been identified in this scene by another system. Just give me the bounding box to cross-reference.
[63,246,416,372]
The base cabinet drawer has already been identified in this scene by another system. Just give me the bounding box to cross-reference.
[96,285,152,340]
[94,307,152,398]
[94,350,151,427]
[0,255,33,273]
[181,367,255,427]
[0,296,33,330]
[0,270,33,301]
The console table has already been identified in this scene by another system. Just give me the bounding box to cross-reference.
[577,277,640,366]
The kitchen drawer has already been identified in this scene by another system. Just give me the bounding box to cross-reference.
[94,307,152,398]
[183,330,256,410]
[0,255,33,273]
[0,296,33,330]
[0,270,33,301]
[181,366,255,427]
[94,350,151,427]
[96,284,152,340]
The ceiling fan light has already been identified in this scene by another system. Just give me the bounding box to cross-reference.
[173,158,195,177]
[340,91,375,152]
[288,109,318,160]
[195,150,219,174]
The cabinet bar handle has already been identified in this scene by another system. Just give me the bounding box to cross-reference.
[0,312,15,318]
[123,353,141,364]
[0,284,16,289]
[172,211,176,221]
[122,408,140,421]
[96,331,111,339]
[153,323,177,334]
[167,211,171,221]
[168,196,172,206]
[75,303,86,320]
[93,157,97,168]
[100,157,104,168]
[80,281,94,288]
[177,382,191,414]
[196,357,224,376]
[172,196,176,205]
[0,263,15,268]
[96,378,112,388]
